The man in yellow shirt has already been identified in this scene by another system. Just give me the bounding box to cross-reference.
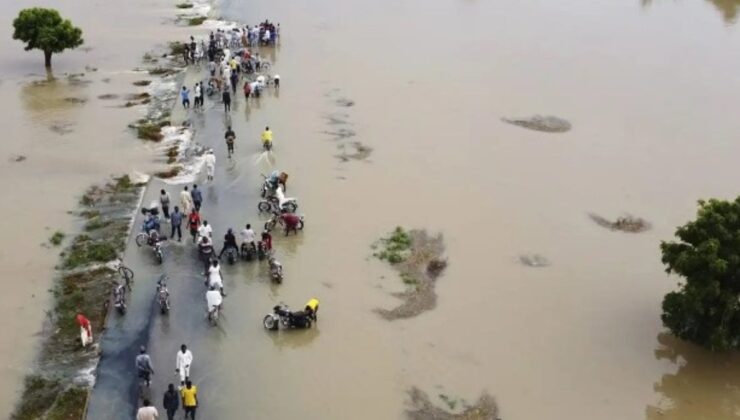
[261,126,273,150]
[180,380,198,419]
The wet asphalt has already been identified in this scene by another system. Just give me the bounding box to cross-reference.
[86,68,278,418]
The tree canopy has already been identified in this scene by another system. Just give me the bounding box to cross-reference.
[12,8,83,68]
[660,198,740,351]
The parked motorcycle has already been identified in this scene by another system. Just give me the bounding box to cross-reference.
[269,257,283,284]
[113,283,127,315]
[157,275,170,315]
[263,299,319,331]
[136,230,164,264]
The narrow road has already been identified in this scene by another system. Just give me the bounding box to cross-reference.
[87,61,278,418]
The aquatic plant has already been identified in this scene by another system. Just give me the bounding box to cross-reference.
[49,231,65,246]
[188,16,207,26]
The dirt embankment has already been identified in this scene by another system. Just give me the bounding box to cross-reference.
[373,227,448,320]
[12,176,143,420]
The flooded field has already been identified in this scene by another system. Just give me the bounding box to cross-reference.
[3,0,740,418]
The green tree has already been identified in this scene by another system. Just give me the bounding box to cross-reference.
[12,8,83,69]
[660,198,740,350]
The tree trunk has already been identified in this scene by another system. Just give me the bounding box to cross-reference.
[44,50,52,68]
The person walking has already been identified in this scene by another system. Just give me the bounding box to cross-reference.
[76,313,93,347]
[198,236,214,274]
[136,399,159,420]
[163,384,179,420]
[188,210,201,243]
[204,150,216,181]
[170,206,183,241]
[225,126,236,158]
[136,346,155,387]
[181,86,190,109]
[175,344,193,385]
[180,380,198,419]
[222,88,231,112]
[243,80,251,101]
[191,184,203,211]
[194,82,202,110]
[180,186,193,215]
[159,189,171,220]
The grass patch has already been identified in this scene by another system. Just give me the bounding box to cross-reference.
[149,67,178,77]
[63,236,118,269]
[176,2,194,8]
[167,145,179,163]
[133,80,152,87]
[46,387,87,420]
[155,166,182,179]
[169,41,186,56]
[84,217,112,232]
[114,175,134,191]
[50,231,65,246]
[188,16,207,26]
[79,210,100,219]
[137,123,164,141]
[373,226,412,264]
[12,375,62,420]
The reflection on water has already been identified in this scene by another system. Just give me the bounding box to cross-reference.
[266,327,321,350]
[646,334,740,419]
[642,0,740,24]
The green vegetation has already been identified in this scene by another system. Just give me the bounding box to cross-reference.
[176,2,194,8]
[136,122,164,141]
[167,145,179,163]
[155,165,182,179]
[12,375,62,420]
[84,217,112,231]
[169,41,186,55]
[47,387,87,419]
[63,235,118,269]
[49,231,65,246]
[373,227,412,264]
[132,80,152,86]
[12,8,83,68]
[661,198,740,350]
[188,16,207,26]
[148,67,178,76]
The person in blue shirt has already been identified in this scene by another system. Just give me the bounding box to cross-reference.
[181,86,190,108]
[190,184,203,211]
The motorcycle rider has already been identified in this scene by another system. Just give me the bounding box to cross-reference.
[218,228,239,259]
[266,170,288,192]
[142,213,161,244]
[240,223,256,253]
[197,220,213,243]
[261,126,273,150]
[280,211,301,236]
[206,259,225,295]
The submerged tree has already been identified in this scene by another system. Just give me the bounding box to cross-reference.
[660,198,740,351]
[12,8,83,69]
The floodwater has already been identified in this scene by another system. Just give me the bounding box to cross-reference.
[0,0,186,413]
[4,0,740,418]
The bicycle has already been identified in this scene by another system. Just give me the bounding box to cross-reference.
[117,262,135,291]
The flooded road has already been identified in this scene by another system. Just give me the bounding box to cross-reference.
[3,0,740,418]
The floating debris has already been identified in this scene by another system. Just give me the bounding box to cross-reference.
[519,254,550,267]
[97,94,119,100]
[63,97,87,104]
[10,155,27,163]
[49,121,75,135]
[502,115,571,133]
[336,97,355,107]
[589,213,650,233]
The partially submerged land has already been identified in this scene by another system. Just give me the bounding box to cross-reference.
[12,176,143,419]
[406,387,500,420]
[589,213,651,233]
[373,227,448,320]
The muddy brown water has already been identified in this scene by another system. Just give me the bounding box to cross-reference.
[3,0,740,418]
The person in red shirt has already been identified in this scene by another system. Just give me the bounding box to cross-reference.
[188,210,201,243]
[261,231,272,251]
[76,313,93,347]
[280,213,301,236]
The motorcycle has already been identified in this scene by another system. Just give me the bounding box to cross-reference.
[224,246,238,265]
[112,283,127,315]
[258,187,298,213]
[206,290,223,326]
[240,242,256,261]
[136,229,164,264]
[269,257,283,284]
[156,275,170,315]
[153,241,164,264]
[263,302,317,330]
[257,241,268,260]
[264,211,304,233]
